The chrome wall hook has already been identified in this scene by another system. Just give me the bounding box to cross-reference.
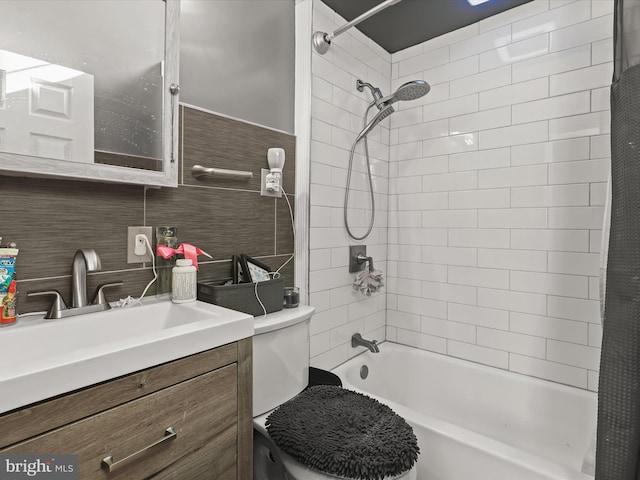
[356,253,375,272]
[349,245,375,273]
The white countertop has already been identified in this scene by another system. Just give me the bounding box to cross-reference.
[0,298,253,414]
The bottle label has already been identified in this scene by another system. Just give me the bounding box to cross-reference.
[1,300,16,323]
[172,270,197,302]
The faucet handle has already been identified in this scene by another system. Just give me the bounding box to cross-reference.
[93,282,124,308]
[27,290,68,320]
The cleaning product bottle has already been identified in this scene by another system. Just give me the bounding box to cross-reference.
[172,259,197,303]
[1,280,17,325]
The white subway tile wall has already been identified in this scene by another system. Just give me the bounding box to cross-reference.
[388,0,609,391]
[312,0,609,391]
[310,1,391,371]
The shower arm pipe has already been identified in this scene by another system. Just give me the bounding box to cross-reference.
[313,0,402,54]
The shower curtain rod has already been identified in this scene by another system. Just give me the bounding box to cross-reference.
[312,0,402,54]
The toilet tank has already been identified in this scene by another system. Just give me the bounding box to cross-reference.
[253,305,315,416]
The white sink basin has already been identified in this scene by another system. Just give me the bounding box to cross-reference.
[0,299,253,413]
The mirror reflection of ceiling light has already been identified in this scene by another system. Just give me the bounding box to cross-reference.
[0,49,86,94]
[467,0,491,5]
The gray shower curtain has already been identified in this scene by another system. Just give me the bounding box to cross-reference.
[596,1,640,478]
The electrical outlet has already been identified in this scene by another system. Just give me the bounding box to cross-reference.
[135,234,147,256]
[127,226,153,263]
[260,168,282,198]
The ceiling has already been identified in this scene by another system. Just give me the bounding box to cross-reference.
[321,0,534,53]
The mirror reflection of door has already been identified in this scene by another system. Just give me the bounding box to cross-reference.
[0,49,93,163]
[0,0,164,171]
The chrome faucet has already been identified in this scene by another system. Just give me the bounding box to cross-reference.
[28,249,123,319]
[352,333,380,353]
[71,248,101,308]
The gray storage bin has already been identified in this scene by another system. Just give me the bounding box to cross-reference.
[197,277,284,316]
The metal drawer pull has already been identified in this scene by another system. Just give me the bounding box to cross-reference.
[101,426,177,472]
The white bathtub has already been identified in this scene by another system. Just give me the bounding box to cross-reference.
[332,342,596,480]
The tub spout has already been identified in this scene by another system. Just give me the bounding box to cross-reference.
[352,333,380,353]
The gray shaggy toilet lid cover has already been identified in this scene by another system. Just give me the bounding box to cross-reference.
[265,385,419,480]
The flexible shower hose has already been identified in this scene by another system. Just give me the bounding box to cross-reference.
[344,103,377,240]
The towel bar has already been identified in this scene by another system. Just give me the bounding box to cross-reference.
[191,165,253,180]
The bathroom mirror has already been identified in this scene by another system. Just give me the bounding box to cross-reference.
[0,0,179,187]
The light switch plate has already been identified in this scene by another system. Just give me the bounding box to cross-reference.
[127,226,153,263]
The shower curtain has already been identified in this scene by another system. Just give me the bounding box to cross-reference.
[596,1,640,478]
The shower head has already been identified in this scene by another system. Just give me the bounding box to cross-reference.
[377,79,431,107]
[395,79,431,101]
[352,79,429,143]
[355,103,395,143]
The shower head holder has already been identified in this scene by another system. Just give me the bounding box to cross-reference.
[357,79,384,104]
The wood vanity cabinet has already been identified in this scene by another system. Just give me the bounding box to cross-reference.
[0,337,253,480]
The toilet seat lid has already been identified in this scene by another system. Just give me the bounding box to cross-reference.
[266,385,419,480]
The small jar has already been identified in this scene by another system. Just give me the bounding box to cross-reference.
[283,286,300,308]
[172,258,197,303]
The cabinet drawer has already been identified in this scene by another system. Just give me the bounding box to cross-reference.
[4,365,238,480]
[0,343,238,449]
[152,436,236,480]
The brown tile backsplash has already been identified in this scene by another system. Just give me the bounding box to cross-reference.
[276,194,295,256]
[1,106,296,314]
[1,176,144,279]
[145,186,276,261]
[181,105,296,193]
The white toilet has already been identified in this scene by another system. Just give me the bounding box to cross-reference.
[252,306,417,480]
